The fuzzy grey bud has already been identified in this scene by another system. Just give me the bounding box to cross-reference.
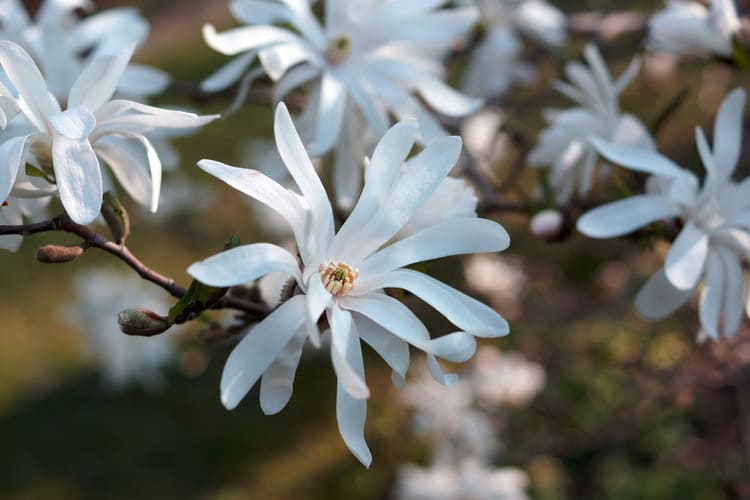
[36,244,84,263]
[118,308,171,337]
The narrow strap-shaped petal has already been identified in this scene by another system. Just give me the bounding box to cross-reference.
[665,222,709,290]
[259,327,307,415]
[202,24,299,55]
[101,131,161,213]
[274,102,334,254]
[258,42,318,82]
[94,99,218,131]
[343,135,462,263]
[338,293,476,362]
[354,269,509,338]
[335,334,372,467]
[94,136,151,208]
[188,242,302,287]
[634,268,694,320]
[68,46,134,111]
[0,134,32,202]
[699,249,723,340]
[352,311,410,383]
[272,63,321,102]
[0,41,58,130]
[118,64,171,98]
[717,246,744,337]
[196,159,305,248]
[712,87,745,181]
[340,73,390,140]
[359,217,510,276]
[331,118,418,258]
[221,295,307,410]
[305,272,331,347]
[591,137,687,178]
[577,195,681,238]
[201,51,257,92]
[329,304,370,399]
[305,72,347,156]
[53,135,102,225]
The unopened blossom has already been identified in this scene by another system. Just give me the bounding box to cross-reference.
[458,0,565,97]
[61,268,176,390]
[202,0,482,156]
[394,459,530,500]
[528,44,654,204]
[578,88,750,340]
[648,0,741,57]
[0,41,217,225]
[0,0,169,100]
[529,209,564,238]
[188,103,510,466]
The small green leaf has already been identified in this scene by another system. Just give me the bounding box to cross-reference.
[102,191,130,244]
[25,164,55,184]
[732,33,749,70]
[167,235,241,325]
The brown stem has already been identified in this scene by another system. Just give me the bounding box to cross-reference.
[0,214,268,317]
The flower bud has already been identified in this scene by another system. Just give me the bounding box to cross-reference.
[102,192,130,244]
[36,244,84,263]
[118,308,171,337]
[529,209,564,239]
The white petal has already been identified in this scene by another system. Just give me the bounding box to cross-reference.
[196,159,306,249]
[338,293,474,362]
[332,118,418,257]
[591,138,687,178]
[188,242,301,287]
[258,42,316,81]
[635,268,693,320]
[259,328,306,415]
[202,24,298,56]
[53,136,102,225]
[201,51,256,92]
[305,272,331,347]
[0,134,31,202]
[577,195,681,238]
[94,136,151,207]
[274,102,334,254]
[699,250,723,340]
[94,100,218,131]
[221,296,306,410]
[118,64,171,97]
[329,305,370,399]
[68,47,134,111]
[272,63,320,102]
[665,222,709,290]
[712,87,745,180]
[717,246,743,337]
[359,217,510,276]
[335,353,372,466]
[353,312,409,382]
[49,107,96,140]
[305,72,347,156]
[0,41,58,128]
[356,269,508,338]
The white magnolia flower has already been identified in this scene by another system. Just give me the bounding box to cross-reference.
[188,103,510,466]
[578,88,750,340]
[202,0,482,155]
[0,41,217,225]
[528,44,654,204]
[470,346,545,409]
[61,268,176,390]
[648,0,741,57]
[394,458,530,500]
[399,361,499,462]
[459,0,566,97]
[0,0,169,100]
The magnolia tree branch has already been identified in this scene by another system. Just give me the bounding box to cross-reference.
[0,214,269,318]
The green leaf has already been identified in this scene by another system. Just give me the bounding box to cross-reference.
[25,164,55,184]
[167,235,241,325]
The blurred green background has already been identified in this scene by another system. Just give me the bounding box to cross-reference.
[1,0,750,498]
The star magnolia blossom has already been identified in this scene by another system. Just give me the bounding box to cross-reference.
[0,0,169,100]
[648,0,741,57]
[578,88,750,340]
[0,41,217,225]
[202,0,482,155]
[188,103,510,466]
[528,44,654,204]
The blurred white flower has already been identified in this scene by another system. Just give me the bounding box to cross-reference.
[188,103,510,466]
[0,41,217,225]
[61,268,176,390]
[460,0,567,47]
[529,209,564,239]
[528,44,654,204]
[464,254,527,318]
[471,346,545,409]
[0,0,169,101]
[578,88,750,340]
[400,362,499,462]
[202,0,481,155]
[648,0,741,57]
[394,458,530,500]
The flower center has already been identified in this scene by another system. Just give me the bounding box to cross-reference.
[326,35,351,65]
[319,261,359,296]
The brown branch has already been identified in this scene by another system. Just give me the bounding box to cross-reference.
[0,214,268,317]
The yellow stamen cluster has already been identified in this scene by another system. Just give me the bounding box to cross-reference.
[319,261,359,296]
[326,35,351,65]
